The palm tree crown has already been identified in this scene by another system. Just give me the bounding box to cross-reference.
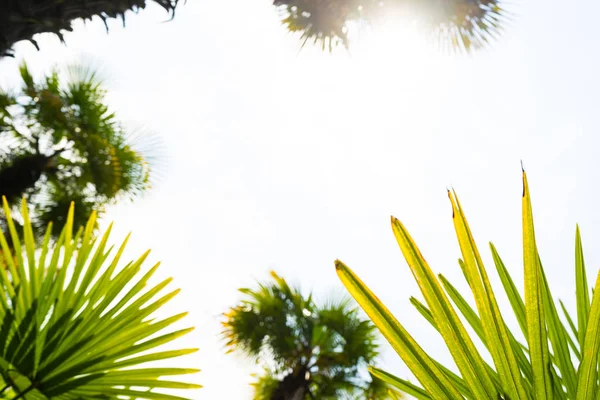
[0,63,152,241]
[222,271,395,400]
[273,0,507,51]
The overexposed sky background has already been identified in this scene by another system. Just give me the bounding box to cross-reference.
[2,0,600,398]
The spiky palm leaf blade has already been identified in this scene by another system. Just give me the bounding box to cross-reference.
[425,0,508,52]
[273,0,507,52]
[0,0,180,57]
[335,170,600,399]
[222,271,391,399]
[0,197,200,399]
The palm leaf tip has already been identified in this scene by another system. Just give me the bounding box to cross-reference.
[1,1,181,56]
[428,0,508,51]
[273,0,356,50]
[335,170,596,399]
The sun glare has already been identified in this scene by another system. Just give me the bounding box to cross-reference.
[350,15,442,67]
[335,15,455,122]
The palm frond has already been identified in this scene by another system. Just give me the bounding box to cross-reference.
[335,170,600,399]
[251,368,281,400]
[273,0,508,52]
[316,301,379,365]
[0,1,181,57]
[222,271,307,366]
[0,197,200,398]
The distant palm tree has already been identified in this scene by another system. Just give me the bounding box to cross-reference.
[222,271,398,400]
[0,63,153,241]
[273,0,507,51]
[0,0,180,56]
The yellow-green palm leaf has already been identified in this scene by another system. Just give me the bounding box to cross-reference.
[336,170,600,399]
[0,197,199,399]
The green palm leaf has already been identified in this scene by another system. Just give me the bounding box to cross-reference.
[0,197,199,399]
[335,169,600,399]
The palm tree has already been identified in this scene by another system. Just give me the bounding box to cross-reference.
[273,0,508,51]
[0,63,153,242]
[0,198,199,399]
[222,271,397,399]
[0,0,180,56]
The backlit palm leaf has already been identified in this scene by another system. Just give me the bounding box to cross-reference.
[0,197,199,399]
[336,170,600,399]
[273,0,508,52]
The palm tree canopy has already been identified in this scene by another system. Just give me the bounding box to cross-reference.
[273,0,507,51]
[0,63,152,240]
[222,271,396,399]
[0,198,199,399]
[0,0,179,57]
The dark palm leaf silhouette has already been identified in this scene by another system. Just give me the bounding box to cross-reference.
[0,0,180,56]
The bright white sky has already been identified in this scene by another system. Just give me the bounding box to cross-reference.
[2,0,600,398]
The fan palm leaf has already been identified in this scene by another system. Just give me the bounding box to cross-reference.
[273,0,508,52]
[0,197,199,399]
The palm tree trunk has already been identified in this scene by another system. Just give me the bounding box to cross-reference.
[272,384,307,400]
[271,367,310,400]
[0,154,54,203]
[289,387,307,400]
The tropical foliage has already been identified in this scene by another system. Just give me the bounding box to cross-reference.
[0,0,180,56]
[222,271,397,399]
[336,170,600,399]
[0,0,506,57]
[0,63,152,242]
[0,198,199,399]
[272,0,507,51]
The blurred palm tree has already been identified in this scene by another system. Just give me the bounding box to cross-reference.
[222,271,399,399]
[0,63,152,241]
[0,0,180,56]
[273,0,507,51]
